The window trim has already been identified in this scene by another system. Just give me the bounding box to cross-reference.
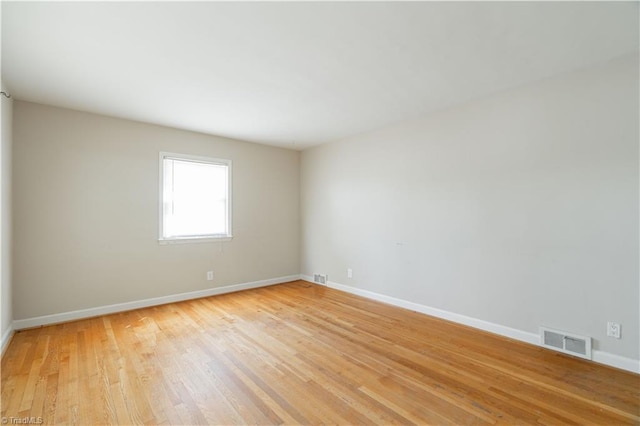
[158,152,233,244]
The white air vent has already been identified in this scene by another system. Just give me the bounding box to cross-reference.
[313,274,327,285]
[540,327,591,360]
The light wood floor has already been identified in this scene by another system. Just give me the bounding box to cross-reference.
[1,280,639,425]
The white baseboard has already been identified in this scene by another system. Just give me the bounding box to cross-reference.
[322,278,539,345]
[302,276,639,374]
[1,323,14,355]
[592,350,640,374]
[13,275,300,330]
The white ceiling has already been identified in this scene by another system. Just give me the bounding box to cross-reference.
[2,2,638,150]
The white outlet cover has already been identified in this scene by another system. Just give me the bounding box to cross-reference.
[607,322,621,339]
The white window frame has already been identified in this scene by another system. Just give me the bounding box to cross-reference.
[159,152,233,244]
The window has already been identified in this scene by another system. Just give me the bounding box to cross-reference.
[159,152,232,243]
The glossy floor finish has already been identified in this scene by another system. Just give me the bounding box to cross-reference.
[1,280,639,425]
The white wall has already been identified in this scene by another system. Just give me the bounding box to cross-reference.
[13,102,300,320]
[301,54,639,362]
[1,83,13,347]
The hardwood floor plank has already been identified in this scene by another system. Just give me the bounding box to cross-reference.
[2,280,639,425]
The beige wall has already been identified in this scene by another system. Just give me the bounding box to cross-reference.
[301,54,639,361]
[1,83,13,343]
[13,102,300,320]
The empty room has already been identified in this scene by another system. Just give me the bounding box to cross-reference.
[1,1,639,425]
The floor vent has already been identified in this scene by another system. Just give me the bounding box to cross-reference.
[540,327,591,360]
[313,274,327,285]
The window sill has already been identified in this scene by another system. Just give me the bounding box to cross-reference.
[158,235,233,245]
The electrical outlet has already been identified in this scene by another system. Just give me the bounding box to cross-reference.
[207,271,214,281]
[607,322,621,339]
[347,268,353,279]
